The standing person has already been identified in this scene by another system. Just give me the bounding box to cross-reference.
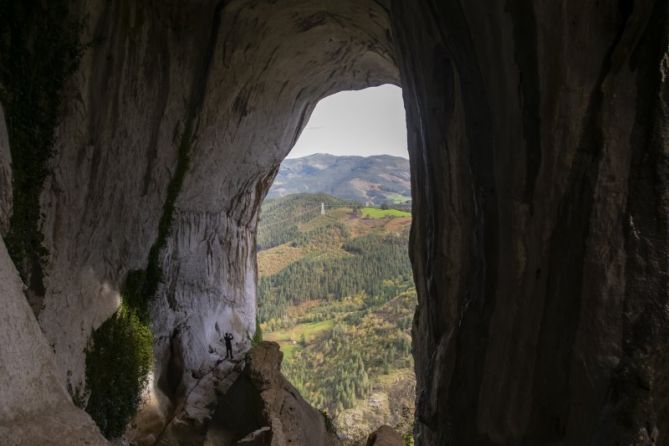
[224,332,234,359]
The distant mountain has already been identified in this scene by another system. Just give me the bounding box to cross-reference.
[267,154,411,206]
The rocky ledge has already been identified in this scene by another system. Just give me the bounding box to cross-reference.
[208,341,340,446]
[365,425,403,446]
[137,341,340,446]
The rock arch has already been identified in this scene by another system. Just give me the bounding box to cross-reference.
[0,0,667,445]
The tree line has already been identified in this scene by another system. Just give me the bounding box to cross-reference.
[258,231,412,322]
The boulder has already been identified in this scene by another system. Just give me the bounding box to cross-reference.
[366,425,403,446]
[209,342,340,446]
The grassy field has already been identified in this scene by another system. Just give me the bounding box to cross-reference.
[300,207,353,231]
[264,319,335,361]
[383,192,411,204]
[361,207,411,219]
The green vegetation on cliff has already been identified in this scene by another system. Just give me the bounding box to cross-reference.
[82,126,193,438]
[0,4,161,438]
[0,0,85,294]
[84,304,153,438]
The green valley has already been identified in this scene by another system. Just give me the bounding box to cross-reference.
[257,193,415,444]
[360,207,411,219]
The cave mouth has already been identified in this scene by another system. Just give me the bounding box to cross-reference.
[2,1,666,445]
[0,1,412,442]
[129,0,403,428]
[255,84,416,441]
[136,3,407,440]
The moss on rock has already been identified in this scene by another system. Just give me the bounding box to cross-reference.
[84,305,153,439]
[83,107,196,440]
[0,0,85,295]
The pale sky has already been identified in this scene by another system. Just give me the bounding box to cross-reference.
[287,84,408,159]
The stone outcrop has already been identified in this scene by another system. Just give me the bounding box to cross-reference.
[216,342,339,446]
[0,0,667,445]
[152,342,339,445]
[366,425,403,446]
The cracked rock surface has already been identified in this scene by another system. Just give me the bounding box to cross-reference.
[394,1,669,444]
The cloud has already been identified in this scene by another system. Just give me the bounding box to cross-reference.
[287,84,407,159]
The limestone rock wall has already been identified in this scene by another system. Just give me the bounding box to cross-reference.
[38,0,217,392]
[0,231,106,444]
[2,0,666,444]
[34,0,397,433]
[150,0,398,416]
[0,83,105,446]
[391,1,669,444]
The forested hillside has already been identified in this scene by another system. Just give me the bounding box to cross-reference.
[257,193,350,250]
[256,193,415,444]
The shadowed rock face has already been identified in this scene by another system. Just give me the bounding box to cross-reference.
[366,425,403,446]
[393,1,669,445]
[0,0,667,444]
